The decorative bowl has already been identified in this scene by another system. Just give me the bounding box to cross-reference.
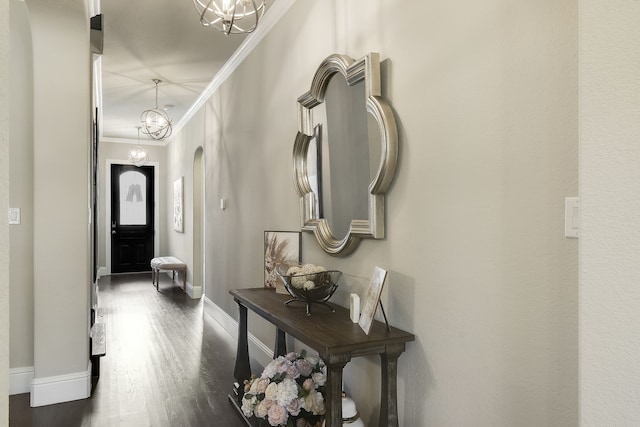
[276,262,341,316]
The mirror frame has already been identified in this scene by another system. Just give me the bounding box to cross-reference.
[293,53,398,256]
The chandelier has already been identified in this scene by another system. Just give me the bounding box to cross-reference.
[192,0,266,35]
[140,79,172,140]
[129,126,148,167]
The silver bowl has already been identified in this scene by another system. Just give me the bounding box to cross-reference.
[276,263,341,316]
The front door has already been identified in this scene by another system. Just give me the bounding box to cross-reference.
[111,164,154,273]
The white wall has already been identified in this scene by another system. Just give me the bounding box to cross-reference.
[168,0,579,425]
[0,0,10,423]
[580,1,640,424]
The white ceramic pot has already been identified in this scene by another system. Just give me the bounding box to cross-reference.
[342,394,365,427]
[321,394,366,427]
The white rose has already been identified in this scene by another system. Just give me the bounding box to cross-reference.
[254,399,270,418]
[241,395,257,417]
[265,382,279,401]
[312,371,326,386]
[303,391,325,415]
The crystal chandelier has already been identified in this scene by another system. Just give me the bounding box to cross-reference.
[192,0,266,35]
[129,126,149,167]
[140,79,172,140]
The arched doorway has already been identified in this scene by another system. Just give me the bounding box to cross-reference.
[192,147,205,296]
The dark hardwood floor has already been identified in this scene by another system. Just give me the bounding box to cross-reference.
[10,273,247,427]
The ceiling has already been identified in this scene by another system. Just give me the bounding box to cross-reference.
[99,0,247,143]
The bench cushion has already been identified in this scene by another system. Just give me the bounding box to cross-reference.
[151,256,186,270]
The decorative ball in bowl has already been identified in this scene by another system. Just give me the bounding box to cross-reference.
[276,262,341,316]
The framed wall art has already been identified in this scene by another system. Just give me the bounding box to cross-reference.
[264,231,301,294]
[173,177,183,232]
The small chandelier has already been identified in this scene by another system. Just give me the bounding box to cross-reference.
[129,126,149,167]
[140,79,172,140]
[192,0,266,35]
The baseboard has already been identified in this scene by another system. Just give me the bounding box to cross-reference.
[9,366,34,395]
[186,281,202,300]
[97,266,107,278]
[203,296,272,369]
[161,271,201,300]
[30,363,92,407]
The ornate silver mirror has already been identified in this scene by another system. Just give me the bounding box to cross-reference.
[293,53,398,256]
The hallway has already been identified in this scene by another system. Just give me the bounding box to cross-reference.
[9,274,246,427]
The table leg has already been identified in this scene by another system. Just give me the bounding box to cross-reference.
[274,328,286,358]
[233,300,251,403]
[378,343,406,427]
[323,353,350,427]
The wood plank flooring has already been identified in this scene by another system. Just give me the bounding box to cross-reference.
[9,273,246,427]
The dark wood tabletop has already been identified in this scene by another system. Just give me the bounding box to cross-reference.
[230,287,414,357]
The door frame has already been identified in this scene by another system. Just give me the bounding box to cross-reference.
[192,147,205,297]
[105,158,160,275]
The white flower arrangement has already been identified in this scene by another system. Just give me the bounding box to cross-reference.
[241,350,326,427]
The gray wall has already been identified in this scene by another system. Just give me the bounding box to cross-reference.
[4,0,640,423]
[97,141,168,272]
[1,0,10,423]
[166,0,579,425]
[580,0,640,423]
[6,0,94,405]
[9,0,34,371]
[29,0,91,380]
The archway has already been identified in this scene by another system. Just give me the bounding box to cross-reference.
[192,147,205,296]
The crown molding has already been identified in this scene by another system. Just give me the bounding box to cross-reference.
[100,136,169,146]
[173,0,296,137]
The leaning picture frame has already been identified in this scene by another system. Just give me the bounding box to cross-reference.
[264,231,301,294]
[358,267,388,335]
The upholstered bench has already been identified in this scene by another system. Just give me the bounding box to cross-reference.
[150,256,186,291]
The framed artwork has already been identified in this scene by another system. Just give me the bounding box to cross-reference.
[358,266,388,335]
[264,231,301,294]
[173,177,183,232]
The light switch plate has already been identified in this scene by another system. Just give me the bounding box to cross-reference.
[564,197,579,238]
[8,208,20,225]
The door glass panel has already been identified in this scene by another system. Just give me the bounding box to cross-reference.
[120,171,146,225]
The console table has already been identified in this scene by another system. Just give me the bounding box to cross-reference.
[228,288,415,427]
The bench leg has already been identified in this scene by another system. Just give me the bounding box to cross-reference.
[151,267,187,292]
